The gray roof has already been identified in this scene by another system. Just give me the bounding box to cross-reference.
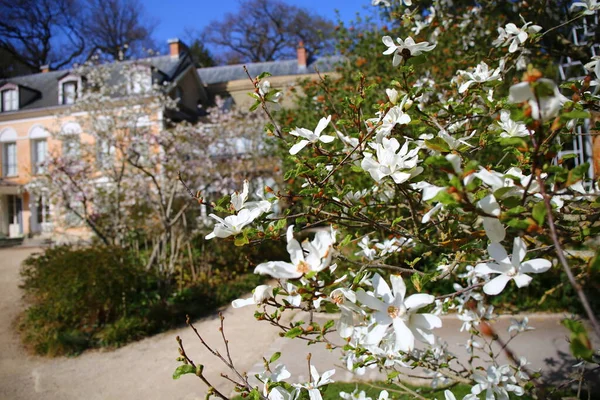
[0,55,189,112]
[197,56,344,85]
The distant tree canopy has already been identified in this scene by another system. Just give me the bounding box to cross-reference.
[0,0,155,78]
[202,0,336,64]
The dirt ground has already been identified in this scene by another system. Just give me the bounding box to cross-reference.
[0,247,598,399]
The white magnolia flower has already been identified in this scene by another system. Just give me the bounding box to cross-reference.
[386,88,400,105]
[361,138,422,184]
[259,363,291,383]
[498,110,531,138]
[340,389,388,400]
[289,115,335,155]
[493,21,541,53]
[508,316,535,334]
[374,237,412,256]
[294,366,335,400]
[330,288,362,338]
[382,36,436,66]
[356,273,442,352]
[231,284,273,308]
[475,237,552,295]
[205,208,261,240]
[254,225,335,279]
[570,0,600,15]
[355,236,377,260]
[258,79,282,103]
[457,61,502,93]
[230,180,250,211]
[284,282,302,307]
[368,105,412,142]
[471,365,525,399]
[509,78,567,121]
[477,194,506,243]
[268,387,297,400]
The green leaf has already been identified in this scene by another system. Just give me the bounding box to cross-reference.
[562,110,591,120]
[562,319,594,361]
[269,352,281,363]
[340,234,352,247]
[257,72,272,80]
[424,137,451,153]
[234,234,249,247]
[532,201,547,226]
[285,327,304,338]
[566,163,590,186]
[411,273,422,292]
[173,364,196,380]
[249,101,260,112]
[323,320,335,331]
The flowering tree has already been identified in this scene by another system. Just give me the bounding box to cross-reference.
[175,1,600,399]
[28,60,272,278]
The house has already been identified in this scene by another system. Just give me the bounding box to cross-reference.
[0,39,338,241]
[0,39,207,239]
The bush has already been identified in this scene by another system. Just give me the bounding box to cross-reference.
[18,240,282,356]
[19,245,151,355]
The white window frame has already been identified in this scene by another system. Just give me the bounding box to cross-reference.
[1,87,18,112]
[3,142,17,177]
[58,75,81,105]
[32,139,48,175]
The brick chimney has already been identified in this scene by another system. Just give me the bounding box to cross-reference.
[297,41,307,70]
[168,38,186,59]
[40,65,50,73]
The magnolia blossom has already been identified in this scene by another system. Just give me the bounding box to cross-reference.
[293,366,335,400]
[361,138,422,184]
[205,208,261,240]
[382,36,436,66]
[289,115,335,155]
[509,78,567,121]
[508,316,535,335]
[368,105,411,142]
[330,288,362,338]
[475,237,552,295]
[498,110,531,138]
[570,0,600,14]
[356,273,442,352]
[492,21,541,53]
[457,61,501,93]
[231,284,273,308]
[340,389,389,400]
[471,365,525,399]
[477,194,506,243]
[254,225,335,279]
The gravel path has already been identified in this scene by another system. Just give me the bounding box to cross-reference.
[0,247,598,399]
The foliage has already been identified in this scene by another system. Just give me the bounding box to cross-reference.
[174,1,600,399]
[18,238,284,356]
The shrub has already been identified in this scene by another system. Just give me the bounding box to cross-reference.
[19,245,150,355]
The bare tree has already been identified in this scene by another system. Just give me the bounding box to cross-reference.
[202,0,335,64]
[82,0,156,61]
[0,0,86,72]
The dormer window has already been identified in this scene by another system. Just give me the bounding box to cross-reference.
[129,65,152,94]
[1,89,18,112]
[62,81,77,104]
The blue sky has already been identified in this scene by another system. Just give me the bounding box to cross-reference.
[143,0,372,52]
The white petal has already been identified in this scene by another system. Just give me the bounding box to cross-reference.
[337,309,355,339]
[392,318,414,351]
[290,140,310,155]
[231,297,255,308]
[488,242,510,264]
[308,389,322,400]
[404,293,434,311]
[521,258,551,273]
[356,289,386,311]
[372,273,393,303]
[389,274,406,301]
[475,262,505,275]
[314,115,331,137]
[411,313,442,330]
[513,273,532,288]
[319,134,335,143]
[509,82,533,103]
[483,274,512,295]
[254,261,302,279]
[482,217,506,243]
[478,194,500,216]
[512,237,527,264]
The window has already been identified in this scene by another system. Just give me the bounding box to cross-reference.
[62,81,77,104]
[96,138,115,169]
[63,136,80,158]
[36,195,52,225]
[1,89,18,112]
[130,69,151,94]
[32,139,47,174]
[3,142,17,176]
